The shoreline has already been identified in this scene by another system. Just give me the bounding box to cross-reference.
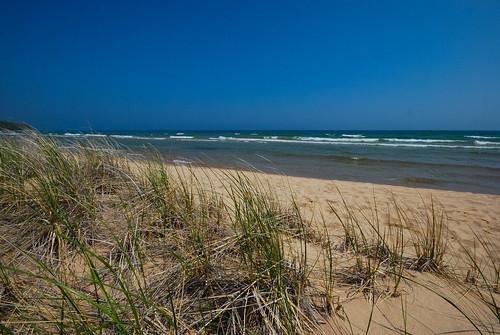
[164,158,500,196]
[168,163,500,247]
[5,131,500,195]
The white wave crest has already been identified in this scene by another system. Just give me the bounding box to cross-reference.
[341,134,365,138]
[173,159,192,164]
[296,136,378,143]
[466,136,499,139]
[384,138,459,143]
[84,134,107,137]
[170,135,194,139]
[109,135,168,140]
[204,136,500,149]
[475,140,500,145]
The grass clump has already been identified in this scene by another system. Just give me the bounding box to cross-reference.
[0,135,122,263]
[408,198,448,272]
[463,234,500,322]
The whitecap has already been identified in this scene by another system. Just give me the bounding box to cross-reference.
[109,134,168,140]
[384,138,459,143]
[83,134,107,137]
[169,135,194,139]
[202,136,500,149]
[173,159,192,164]
[296,136,378,143]
[466,135,499,139]
[475,140,500,145]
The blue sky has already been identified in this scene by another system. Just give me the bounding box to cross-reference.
[1,0,499,130]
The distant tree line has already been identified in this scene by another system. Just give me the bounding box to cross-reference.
[0,120,33,131]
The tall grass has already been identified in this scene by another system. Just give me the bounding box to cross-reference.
[462,233,499,322]
[408,197,448,272]
[0,135,123,263]
[327,195,407,297]
[321,217,337,315]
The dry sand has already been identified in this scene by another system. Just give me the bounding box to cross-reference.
[266,173,500,253]
[173,164,500,334]
[182,165,500,253]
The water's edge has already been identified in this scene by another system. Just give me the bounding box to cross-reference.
[3,130,500,195]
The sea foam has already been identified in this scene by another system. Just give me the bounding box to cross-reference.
[466,136,499,139]
[170,135,194,139]
[205,136,500,149]
[475,140,500,145]
[296,136,378,143]
[173,159,192,164]
[109,135,168,140]
[384,138,459,143]
[84,134,107,137]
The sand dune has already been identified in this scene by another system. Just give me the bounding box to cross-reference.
[176,164,500,334]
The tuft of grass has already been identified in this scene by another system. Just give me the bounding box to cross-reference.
[224,172,317,333]
[462,233,499,322]
[0,135,123,263]
[408,197,448,272]
[321,216,337,315]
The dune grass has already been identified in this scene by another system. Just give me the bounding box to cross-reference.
[0,133,499,334]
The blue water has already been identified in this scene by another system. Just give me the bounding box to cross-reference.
[43,130,500,194]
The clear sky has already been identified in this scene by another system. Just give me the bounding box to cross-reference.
[1,1,499,131]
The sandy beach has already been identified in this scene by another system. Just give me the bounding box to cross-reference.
[247,170,500,334]
[176,164,500,334]
[183,164,500,253]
